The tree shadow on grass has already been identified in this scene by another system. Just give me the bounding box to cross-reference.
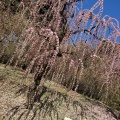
[2,84,83,120]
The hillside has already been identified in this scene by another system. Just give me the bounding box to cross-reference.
[0,64,119,120]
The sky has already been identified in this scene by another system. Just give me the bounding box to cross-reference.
[82,0,120,22]
[71,0,120,42]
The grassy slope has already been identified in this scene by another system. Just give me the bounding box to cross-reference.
[0,64,119,120]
